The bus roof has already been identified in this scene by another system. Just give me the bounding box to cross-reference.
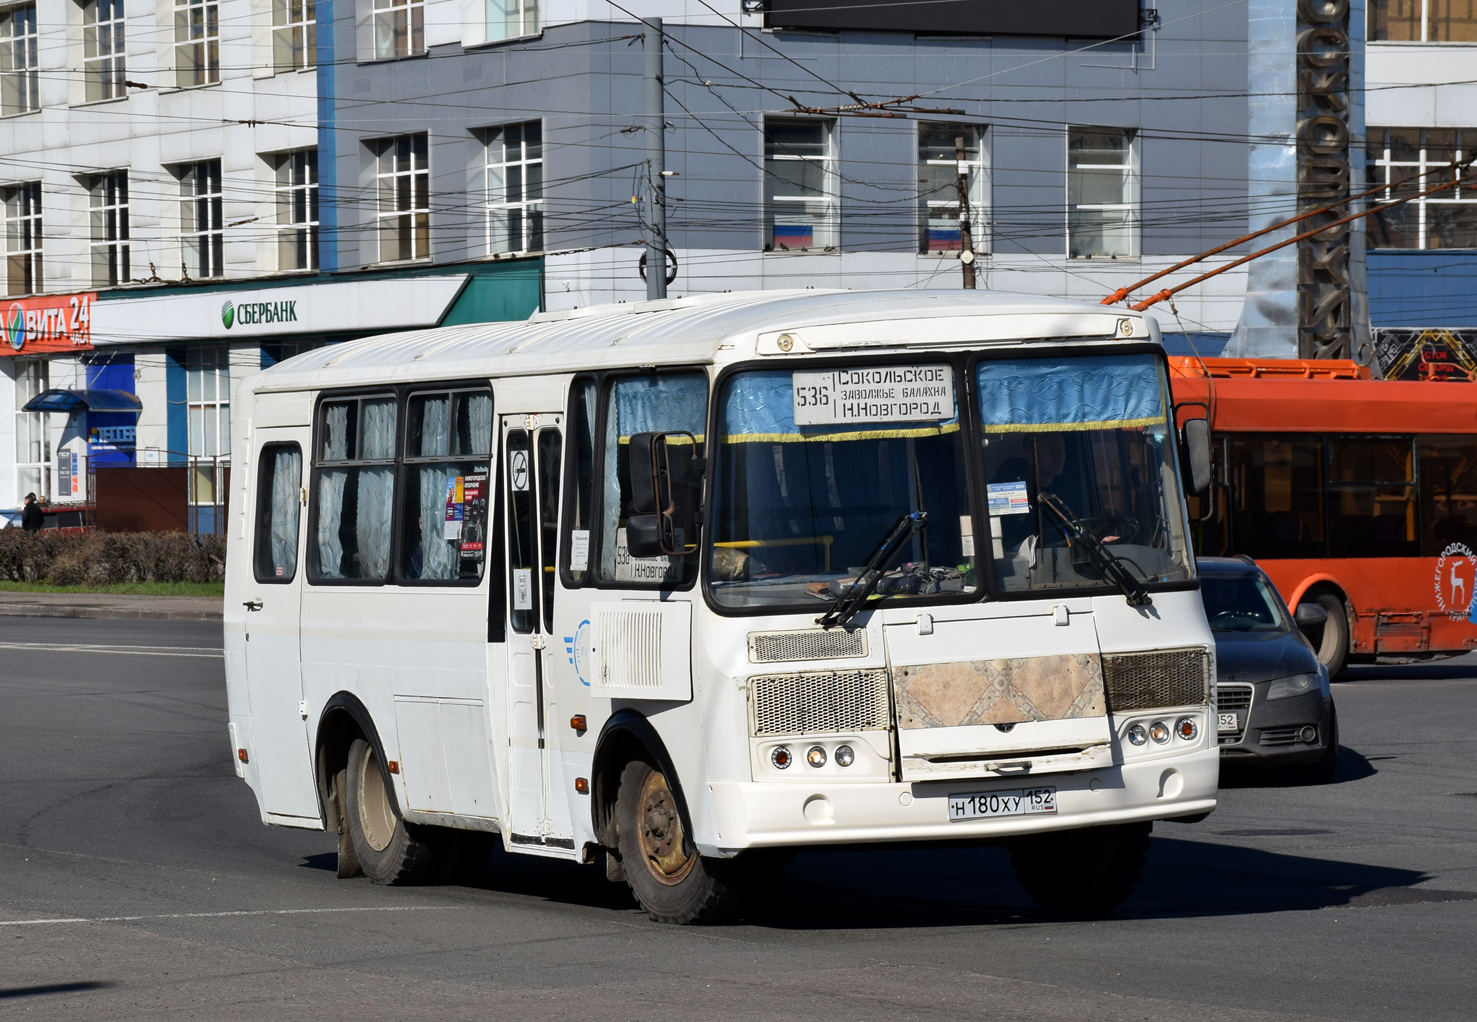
[248,289,1152,395]
[1169,356,1477,433]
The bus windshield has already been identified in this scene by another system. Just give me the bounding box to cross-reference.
[979,353,1193,593]
[708,364,978,610]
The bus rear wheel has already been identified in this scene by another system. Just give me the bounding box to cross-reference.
[1305,588,1350,679]
[616,759,736,924]
[345,738,439,885]
[1008,822,1151,916]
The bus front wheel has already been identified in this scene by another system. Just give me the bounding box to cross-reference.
[615,760,736,924]
[345,738,439,885]
[1305,588,1350,679]
[1008,822,1151,916]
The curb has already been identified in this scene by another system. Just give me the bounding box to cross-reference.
[0,604,222,622]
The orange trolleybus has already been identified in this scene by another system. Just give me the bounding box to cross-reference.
[1169,356,1477,676]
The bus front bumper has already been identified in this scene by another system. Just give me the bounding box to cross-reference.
[700,748,1219,855]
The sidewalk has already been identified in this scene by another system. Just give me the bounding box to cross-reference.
[0,591,223,621]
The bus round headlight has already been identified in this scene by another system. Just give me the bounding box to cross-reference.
[1127,723,1148,746]
[771,746,792,769]
[1176,716,1199,741]
[1150,721,1171,744]
[806,746,827,768]
[834,745,856,767]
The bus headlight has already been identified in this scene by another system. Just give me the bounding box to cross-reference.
[806,746,827,768]
[1149,721,1171,744]
[834,745,855,767]
[1268,674,1319,700]
[1127,723,1148,746]
[771,746,792,769]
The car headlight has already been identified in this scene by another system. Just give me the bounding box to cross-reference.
[1267,673,1320,700]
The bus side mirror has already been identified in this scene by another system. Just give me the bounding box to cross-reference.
[1181,417,1211,496]
[627,431,700,558]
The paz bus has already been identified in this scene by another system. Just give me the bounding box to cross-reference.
[224,290,1218,923]
[1171,356,1477,677]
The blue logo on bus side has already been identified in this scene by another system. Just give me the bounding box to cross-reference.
[565,619,592,686]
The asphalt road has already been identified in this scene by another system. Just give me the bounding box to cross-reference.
[1,616,1474,1021]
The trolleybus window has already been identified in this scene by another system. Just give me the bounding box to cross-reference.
[1419,436,1477,554]
[400,388,493,582]
[1326,437,1416,558]
[708,363,976,610]
[507,428,538,632]
[311,395,397,582]
[1226,436,1325,560]
[978,353,1192,594]
[598,372,706,588]
[254,442,302,583]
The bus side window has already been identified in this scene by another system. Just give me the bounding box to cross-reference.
[1226,435,1325,559]
[310,396,397,582]
[254,443,302,583]
[1418,436,1477,555]
[596,371,707,588]
[562,376,597,586]
[400,389,493,583]
[1326,437,1417,558]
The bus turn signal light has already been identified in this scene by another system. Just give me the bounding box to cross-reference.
[571,714,587,735]
[387,760,399,774]
[237,748,249,763]
[574,777,589,794]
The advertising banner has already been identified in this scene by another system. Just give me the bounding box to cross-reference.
[3,293,97,356]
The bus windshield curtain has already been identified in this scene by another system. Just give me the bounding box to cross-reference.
[976,354,1166,433]
[722,370,958,443]
[316,404,349,576]
[270,447,302,577]
[357,399,396,578]
[457,392,493,454]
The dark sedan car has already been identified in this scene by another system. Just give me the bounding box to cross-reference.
[1199,557,1339,783]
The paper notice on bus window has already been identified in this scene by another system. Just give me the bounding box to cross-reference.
[960,514,976,557]
[792,366,954,427]
[569,529,590,572]
[513,568,533,610]
[987,480,1030,516]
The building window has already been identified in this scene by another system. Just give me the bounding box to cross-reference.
[14,359,49,500]
[1371,0,1477,41]
[88,171,129,286]
[375,133,429,262]
[763,120,836,252]
[273,149,318,271]
[4,182,41,295]
[0,3,39,116]
[273,0,315,71]
[187,345,230,514]
[918,123,987,255]
[82,0,126,102]
[1367,127,1477,249]
[177,159,223,278]
[1067,127,1137,259]
[374,0,423,58]
[486,0,536,41]
[484,121,542,255]
[175,0,220,87]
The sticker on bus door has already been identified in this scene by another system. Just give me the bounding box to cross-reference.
[513,567,533,610]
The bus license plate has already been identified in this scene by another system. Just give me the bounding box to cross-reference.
[1218,713,1239,733]
[948,787,1056,822]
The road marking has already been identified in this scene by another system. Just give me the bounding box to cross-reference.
[0,905,461,927]
[0,642,222,659]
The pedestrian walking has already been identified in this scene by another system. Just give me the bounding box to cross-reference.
[21,492,43,533]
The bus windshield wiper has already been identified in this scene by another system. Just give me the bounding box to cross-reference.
[818,511,928,630]
[1038,493,1152,608]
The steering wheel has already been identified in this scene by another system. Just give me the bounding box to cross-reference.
[1078,514,1139,543]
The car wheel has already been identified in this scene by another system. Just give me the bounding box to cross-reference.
[1009,822,1151,915]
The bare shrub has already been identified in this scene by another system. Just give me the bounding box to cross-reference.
[0,529,226,585]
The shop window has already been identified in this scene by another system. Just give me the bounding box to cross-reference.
[1366,127,1477,249]
[273,148,318,271]
[1227,435,1325,559]
[81,0,125,102]
[486,0,535,42]
[187,346,230,523]
[596,372,707,587]
[374,133,429,262]
[0,3,39,115]
[311,395,397,581]
[1418,436,1477,554]
[4,181,41,296]
[483,121,542,256]
[87,171,129,286]
[254,443,302,582]
[176,159,223,279]
[1371,0,1477,41]
[1067,127,1137,259]
[175,0,221,87]
[400,388,493,583]
[14,358,49,500]
[918,123,987,256]
[763,119,836,252]
[1326,437,1417,558]
[273,0,315,71]
[561,375,596,586]
[373,0,423,58]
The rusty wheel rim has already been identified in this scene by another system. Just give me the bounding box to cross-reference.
[357,748,396,853]
[637,768,695,886]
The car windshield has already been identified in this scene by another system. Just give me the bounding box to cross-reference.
[707,364,978,610]
[977,353,1195,593]
[1200,573,1288,632]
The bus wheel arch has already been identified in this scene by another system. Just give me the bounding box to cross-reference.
[1298,583,1353,679]
[315,693,397,881]
[590,711,690,851]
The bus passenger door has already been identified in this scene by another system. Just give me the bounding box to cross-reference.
[501,416,571,851]
[243,432,319,821]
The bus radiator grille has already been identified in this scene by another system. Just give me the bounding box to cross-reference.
[1101,648,1211,713]
[748,628,868,664]
[750,669,890,737]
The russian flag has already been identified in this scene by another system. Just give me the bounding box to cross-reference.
[773,224,814,250]
[928,227,962,251]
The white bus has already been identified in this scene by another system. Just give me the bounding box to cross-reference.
[224,290,1218,923]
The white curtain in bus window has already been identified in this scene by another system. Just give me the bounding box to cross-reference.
[403,390,492,582]
[598,373,707,586]
[976,354,1191,592]
[314,397,396,580]
[261,446,302,580]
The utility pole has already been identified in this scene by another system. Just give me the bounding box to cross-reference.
[955,135,976,289]
[644,18,667,300]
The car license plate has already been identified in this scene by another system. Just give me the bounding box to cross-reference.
[948,787,1057,822]
[1217,712,1239,733]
